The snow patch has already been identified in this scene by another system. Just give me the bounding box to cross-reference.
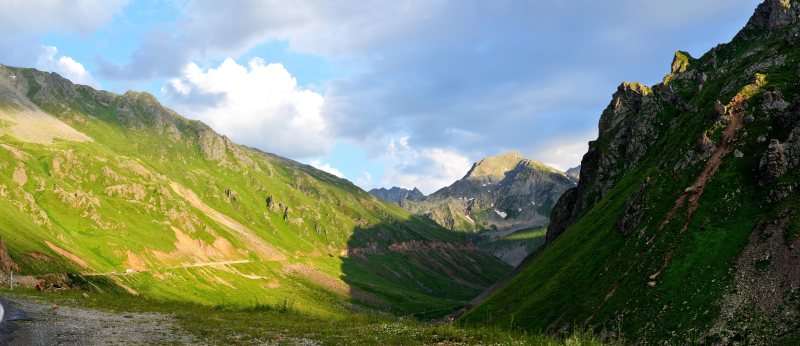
[493,209,507,219]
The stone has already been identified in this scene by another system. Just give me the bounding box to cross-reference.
[715,100,727,115]
[734,150,745,158]
[759,139,787,184]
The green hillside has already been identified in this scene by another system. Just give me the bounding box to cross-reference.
[0,64,511,318]
[462,0,800,344]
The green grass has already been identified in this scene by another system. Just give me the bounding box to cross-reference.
[2,288,615,345]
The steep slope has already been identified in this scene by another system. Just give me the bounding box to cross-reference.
[462,1,800,343]
[0,65,511,317]
[403,152,575,265]
[368,186,425,205]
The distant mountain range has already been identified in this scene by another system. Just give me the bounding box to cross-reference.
[367,186,425,205]
[371,152,575,265]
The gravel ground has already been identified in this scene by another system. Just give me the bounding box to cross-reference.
[3,296,201,345]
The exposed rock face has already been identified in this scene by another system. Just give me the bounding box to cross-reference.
[400,152,574,265]
[408,152,574,234]
[760,139,787,183]
[368,187,425,205]
[745,0,798,32]
[548,82,660,241]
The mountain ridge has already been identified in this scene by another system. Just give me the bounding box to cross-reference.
[0,64,511,317]
[461,1,800,343]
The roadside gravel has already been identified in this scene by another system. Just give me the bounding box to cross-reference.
[4,296,201,345]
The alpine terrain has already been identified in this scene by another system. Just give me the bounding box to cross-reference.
[0,64,512,320]
[462,1,800,344]
[399,152,575,266]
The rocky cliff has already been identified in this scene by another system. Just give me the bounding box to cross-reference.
[462,1,800,343]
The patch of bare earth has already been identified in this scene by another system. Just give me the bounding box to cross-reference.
[0,107,91,144]
[5,296,200,345]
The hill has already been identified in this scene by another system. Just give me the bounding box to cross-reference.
[0,64,511,318]
[461,0,800,343]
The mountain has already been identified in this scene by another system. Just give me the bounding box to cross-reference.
[461,1,800,343]
[368,186,425,205]
[0,64,511,318]
[565,165,581,182]
[402,152,575,265]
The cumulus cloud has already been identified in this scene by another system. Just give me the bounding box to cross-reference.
[309,160,344,178]
[102,0,760,187]
[0,0,126,35]
[378,137,472,194]
[36,46,100,87]
[163,58,330,158]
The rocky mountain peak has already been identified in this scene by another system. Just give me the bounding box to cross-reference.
[465,152,525,180]
[745,0,798,31]
[670,50,694,74]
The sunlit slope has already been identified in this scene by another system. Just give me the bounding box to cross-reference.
[0,65,511,316]
[463,1,800,343]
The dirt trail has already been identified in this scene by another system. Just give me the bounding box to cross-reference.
[2,296,199,345]
[647,95,745,279]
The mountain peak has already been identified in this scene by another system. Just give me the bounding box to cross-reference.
[745,0,798,32]
[466,152,524,179]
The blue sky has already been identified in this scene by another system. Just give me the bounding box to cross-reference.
[0,0,762,193]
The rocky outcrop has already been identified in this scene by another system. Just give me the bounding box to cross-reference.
[759,139,787,184]
[745,0,799,32]
[548,82,662,241]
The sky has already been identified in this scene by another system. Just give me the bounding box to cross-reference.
[0,0,762,194]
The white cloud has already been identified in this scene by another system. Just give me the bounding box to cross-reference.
[0,0,127,35]
[36,46,100,88]
[378,136,472,194]
[355,172,373,187]
[309,159,344,178]
[163,58,331,158]
[534,138,591,172]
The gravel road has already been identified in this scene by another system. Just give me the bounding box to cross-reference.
[1,296,200,345]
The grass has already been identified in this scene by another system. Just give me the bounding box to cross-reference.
[2,287,615,345]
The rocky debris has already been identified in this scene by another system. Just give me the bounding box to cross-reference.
[708,211,800,344]
[763,90,791,111]
[759,139,788,184]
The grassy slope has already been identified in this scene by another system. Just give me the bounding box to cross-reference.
[0,66,511,317]
[462,14,800,343]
